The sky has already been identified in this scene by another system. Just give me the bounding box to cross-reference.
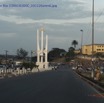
[0,0,104,55]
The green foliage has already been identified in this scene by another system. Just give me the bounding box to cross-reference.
[65,57,71,62]
[66,47,75,61]
[100,74,104,82]
[22,62,36,69]
[94,52,104,58]
[0,59,2,65]
[72,40,78,48]
[48,48,66,61]
[17,48,28,59]
[68,47,75,52]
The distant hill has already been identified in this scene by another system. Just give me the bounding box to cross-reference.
[0,54,16,58]
[52,57,65,63]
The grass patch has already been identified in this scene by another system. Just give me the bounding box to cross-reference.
[100,74,104,83]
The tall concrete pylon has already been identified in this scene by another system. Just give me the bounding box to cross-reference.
[36,28,49,70]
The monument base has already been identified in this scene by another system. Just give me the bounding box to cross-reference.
[36,62,49,70]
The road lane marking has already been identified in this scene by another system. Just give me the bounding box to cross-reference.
[88,93,104,98]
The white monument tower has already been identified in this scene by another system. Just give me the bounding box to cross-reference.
[36,28,49,70]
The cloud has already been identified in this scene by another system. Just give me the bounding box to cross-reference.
[0,0,104,54]
[0,33,16,38]
[0,14,95,25]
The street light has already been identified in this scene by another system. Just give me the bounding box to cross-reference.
[80,29,83,55]
[92,0,94,57]
[91,0,95,78]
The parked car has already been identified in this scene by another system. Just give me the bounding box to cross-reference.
[52,65,58,70]
[72,66,77,70]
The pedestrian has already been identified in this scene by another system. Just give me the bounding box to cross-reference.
[95,67,101,80]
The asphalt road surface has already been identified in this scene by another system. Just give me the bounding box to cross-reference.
[0,65,104,103]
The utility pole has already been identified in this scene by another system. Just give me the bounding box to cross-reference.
[91,0,95,78]
[31,50,33,69]
[92,0,94,57]
[5,50,8,68]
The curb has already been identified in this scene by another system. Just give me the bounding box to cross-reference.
[75,71,104,93]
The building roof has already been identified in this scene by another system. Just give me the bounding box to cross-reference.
[83,44,104,46]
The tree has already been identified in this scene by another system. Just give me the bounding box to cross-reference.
[0,59,2,65]
[68,47,75,52]
[66,47,75,57]
[65,47,75,62]
[17,48,28,60]
[48,48,66,61]
[22,62,36,69]
[72,40,78,48]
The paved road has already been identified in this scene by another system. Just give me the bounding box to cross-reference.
[0,65,104,103]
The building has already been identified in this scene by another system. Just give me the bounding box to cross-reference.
[82,44,104,55]
[74,49,80,54]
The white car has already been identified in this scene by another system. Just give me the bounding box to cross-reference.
[72,67,77,70]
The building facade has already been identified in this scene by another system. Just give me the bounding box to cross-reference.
[82,44,104,55]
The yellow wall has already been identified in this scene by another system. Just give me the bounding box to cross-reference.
[82,44,104,55]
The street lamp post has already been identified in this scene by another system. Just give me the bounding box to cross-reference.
[91,0,95,78]
[80,29,83,55]
[92,0,94,57]
[31,51,32,62]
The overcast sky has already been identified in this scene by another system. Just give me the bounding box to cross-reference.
[0,0,104,55]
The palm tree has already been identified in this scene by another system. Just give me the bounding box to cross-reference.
[72,40,78,48]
